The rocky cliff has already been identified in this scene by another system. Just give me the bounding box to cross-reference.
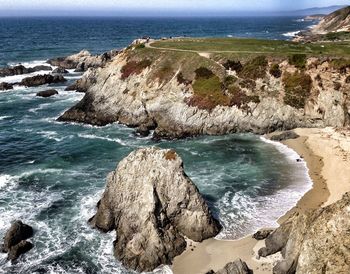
[89,147,221,272]
[58,42,350,138]
[312,6,350,34]
[258,192,350,274]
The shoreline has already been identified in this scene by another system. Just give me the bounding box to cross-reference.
[172,127,350,274]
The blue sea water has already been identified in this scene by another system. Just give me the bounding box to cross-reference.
[0,17,314,273]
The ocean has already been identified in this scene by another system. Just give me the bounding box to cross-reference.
[0,16,315,273]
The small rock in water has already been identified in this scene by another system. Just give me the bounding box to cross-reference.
[7,240,33,261]
[270,131,300,141]
[36,89,58,97]
[52,67,68,74]
[0,82,13,91]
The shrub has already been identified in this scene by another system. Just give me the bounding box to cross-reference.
[222,75,238,89]
[334,82,342,91]
[134,43,146,49]
[238,56,268,80]
[288,54,307,69]
[283,72,312,109]
[194,67,215,79]
[330,58,350,74]
[121,59,152,79]
[228,85,260,108]
[177,72,192,85]
[239,79,256,90]
[269,63,282,78]
[223,60,243,72]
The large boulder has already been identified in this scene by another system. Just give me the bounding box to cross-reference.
[36,89,58,97]
[89,147,221,272]
[19,74,66,87]
[259,192,350,274]
[214,259,253,274]
[1,220,33,253]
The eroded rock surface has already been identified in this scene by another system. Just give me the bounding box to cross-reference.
[259,192,350,274]
[0,65,52,77]
[20,74,66,87]
[89,147,221,272]
[214,259,253,274]
[1,220,34,261]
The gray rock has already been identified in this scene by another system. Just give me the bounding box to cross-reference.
[215,259,253,274]
[2,220,33,253]
[0,65,51,77]
[253,229,273,240]
[270,131,300,141]
[52,67,68,74]
[0,82,13,91]
[19,74,66,87]
[7,240,33,261]
[36,89,58,97]
[89,147,221,272]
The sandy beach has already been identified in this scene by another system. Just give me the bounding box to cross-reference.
[172,127,350,274]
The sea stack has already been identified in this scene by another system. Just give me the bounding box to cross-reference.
[89,147,221,272]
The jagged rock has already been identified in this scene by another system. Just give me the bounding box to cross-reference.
[215,259,253,274]
[1,220,33,253]
[64,68,97,93]
[47,50,118,71]
[253,229,273,240]
[52,67,68,74]
[20,74,66,87]
[270,131,300,141]
[259,192,350,274]
[36,89,58,97]
[89,147,221,272]
[0,65,51,77]
[7,240,33,261]
[0,82,13,90]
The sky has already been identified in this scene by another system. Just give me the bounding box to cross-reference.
[0,0,349,16]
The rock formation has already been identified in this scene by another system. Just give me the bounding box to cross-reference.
[0,82,13,91]
[89,147,221,272]
[52,67,68,74]
[258,192,350,274]
[213,259,253,274]
[0,64,52,77]
[58,43,350,138]
[312,6,350,34]
[1,220,34,261]
[269,131,300,141]
[20,74,66,87]
[47,49,118,72]
[36,89,59,97]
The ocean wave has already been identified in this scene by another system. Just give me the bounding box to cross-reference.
[38,130,65,142]
[282,30,301,37]
[0,174,18,190]
[8,60,49,68]
[29,102,52,113]
[77,133,129,146]
[0,116,12,121]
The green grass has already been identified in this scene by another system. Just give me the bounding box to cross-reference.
[288,54,307,69]
[151,37,350,57]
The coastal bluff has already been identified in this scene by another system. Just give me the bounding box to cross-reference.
[89,147,221,272]
[58,38,350,139]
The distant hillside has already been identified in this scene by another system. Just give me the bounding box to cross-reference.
[313,6,350,34]
[289,5,346,16]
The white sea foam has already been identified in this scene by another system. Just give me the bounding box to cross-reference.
[8,60,49,68]
[0,116,11,121]
[282,30,301,37]
[78,133,129,146]
[0,174,18,190]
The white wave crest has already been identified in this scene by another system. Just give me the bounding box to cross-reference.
[78,133,128,146]
[282,30,301,37]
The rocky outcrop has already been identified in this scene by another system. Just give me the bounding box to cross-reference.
[1,220,34,261]
[58,45,350,138]
[269,131,300,141]
[312,6,350,34]
[36,89,58,97]
[212,259,253,274]
[0,82,13,91]
[89,147,221,272]
[20,74,66,87]
[64,68,97,93]
[0,65,52,77]
[258,192,350,274]
[253,229,273,240]
[52,67,68,74]
[47,50,118,71]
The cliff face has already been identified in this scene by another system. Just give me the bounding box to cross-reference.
[313,6,350,34]
[58,45,350,138]
[259,192,350,274]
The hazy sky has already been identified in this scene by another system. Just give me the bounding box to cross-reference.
[0,0,349,15]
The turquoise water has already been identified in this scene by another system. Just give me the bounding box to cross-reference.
[0,66,311,273]
[0,17,314,273]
